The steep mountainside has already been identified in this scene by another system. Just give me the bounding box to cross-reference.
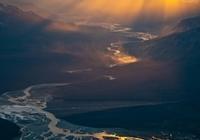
[137,15,200,63]
[173,15,200,33]
[132,15,200,99]
[142,27,200,62]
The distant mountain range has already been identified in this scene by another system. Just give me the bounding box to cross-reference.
[0,3,117,50]
[1,2,200,97]
[0,3,45,38]
[0,3,80,93]
[0,3,43,23]
[0,3,119,94]
[0,3,109,58]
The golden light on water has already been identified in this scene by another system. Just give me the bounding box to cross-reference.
[107,46,138,66]
[113,54,138,65]
[94,132,144,140]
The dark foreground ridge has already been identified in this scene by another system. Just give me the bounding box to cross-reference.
[0,118,21,140]
[64,100,200,137]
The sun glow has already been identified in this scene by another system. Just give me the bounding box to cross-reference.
[75,0,144,18]
[5,0,199,23]
[64,0,200,22]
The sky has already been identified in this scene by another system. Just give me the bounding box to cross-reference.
[1,0,200,23]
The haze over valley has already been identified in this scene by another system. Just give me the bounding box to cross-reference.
[0,1,200,140]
